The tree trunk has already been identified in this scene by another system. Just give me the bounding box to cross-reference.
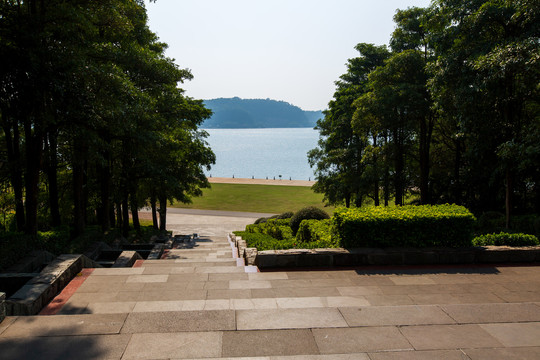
[72,153,85,238]
[24,121,42,237]
[372,134,380,206]
[122,197,130,237]
[2,116,25,231]
[130,192,140,232]
[393,128,404,206]
[419,115,433,205]
[158,195,167,231]
[505,169,513,229]
[45,131,61,227]
[99,154,111,232]
[116,201,123,229]
[151,195,158,230]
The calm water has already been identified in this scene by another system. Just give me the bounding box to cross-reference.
[204,128,319,181]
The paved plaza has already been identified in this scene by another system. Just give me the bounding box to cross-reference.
[2,210,540,359]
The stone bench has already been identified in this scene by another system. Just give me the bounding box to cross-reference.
[6,254,99,316]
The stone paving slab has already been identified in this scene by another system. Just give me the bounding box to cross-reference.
[441,302,540,324]
[122,332,222,359]
[480,322,540,347]
[236,308,348,330]
[368,349,470,360]
[339,305,456,327]
[0,333,131,360]
[464,346,540,360]
[222,329,320,358]
[121,310,236,333]
[400,324,504,350]
[0,313,127,337]
[312,326,413,353]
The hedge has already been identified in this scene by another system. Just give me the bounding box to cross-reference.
[234,231,295,250]
[333,204,476,248]
[296,219,332,243]
[472,232,539,247]
[246,218,293,240]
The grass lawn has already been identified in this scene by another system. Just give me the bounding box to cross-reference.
[171,183,334,214]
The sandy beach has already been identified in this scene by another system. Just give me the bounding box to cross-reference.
[207,176,315,187]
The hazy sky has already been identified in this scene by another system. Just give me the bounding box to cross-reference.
[144,0,432,111]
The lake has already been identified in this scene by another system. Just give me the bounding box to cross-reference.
[203,128,319,181]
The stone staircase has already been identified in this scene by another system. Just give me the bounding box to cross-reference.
[2,233,540,359]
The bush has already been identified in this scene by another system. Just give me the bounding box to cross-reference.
[333,204,476,248]
[246,218,292,240]
[276,211,294,219]
[254,217,268,224]
[472,232,540,247]
[290,206,330,235]
[296,219,332,243]
[234,231,295,251]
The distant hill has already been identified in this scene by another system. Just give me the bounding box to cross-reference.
[202,97,323,129]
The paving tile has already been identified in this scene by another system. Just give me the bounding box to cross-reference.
[313,327,412,353]
[364,294,415,306]
[132,300,184,312]
[400,324,503,350]
[204,299,230,310]
[0,316,17,336]
[86,301,136,314]
[495,291,540,302]
[84,275,129,284]
[204,281,230,290]
[480,322,540,347]
[167,273,209,282]
[389,276,437,285]
[464,346,540,360]
[0,333,131,360]
[251,298,279,310]
[126,274,168,283]
[207,289,251,299]
[310,279,355,287]
[230,280,272,289]
[236,307,348,330]
[181,300,205,311]
[248,272,288,280]
[449,292,506,304]
[121,310,235,333]
[271,355,369,360]
[195,266,245,273]
[251,289,277,298]
[1,313,127,337]
[325,296,370,307]
[337,286,383,296]
[340,305,455,327]
[138,290,206,301]
[209,273,249,281]
[442,303,540,324]
[92,268,144,276]
[122,332,222,359]
[222,329,319,357]
[276,297,325,309]
[270,279,313,288]
[368,349,469,360]
[142,282,188,292]
[408,293,462,305]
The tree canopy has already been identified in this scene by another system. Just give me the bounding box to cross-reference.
[309,0,539,226]
[0,0,214,237]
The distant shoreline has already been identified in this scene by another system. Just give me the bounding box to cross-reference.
[207,177,315,187]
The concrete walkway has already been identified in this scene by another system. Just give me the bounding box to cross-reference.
[2,214,540,359]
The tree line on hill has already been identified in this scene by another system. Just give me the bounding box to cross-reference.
[309,0,539,227]
[202,97,323,128]
[0,0,214,237]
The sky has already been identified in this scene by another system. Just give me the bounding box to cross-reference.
[144,0,432,111]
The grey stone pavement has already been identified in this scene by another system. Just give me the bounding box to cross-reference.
[2,209,540,359]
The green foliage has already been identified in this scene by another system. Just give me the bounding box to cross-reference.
[246,218,293,240]
[276,211,294,219]
[290,206,330,235]
[333,204,476,248]
[233,231,295,251]
[295,219,336,247]
[472,232,539,247]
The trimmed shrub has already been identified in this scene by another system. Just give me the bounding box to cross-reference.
[296,219,332,243]
[290,206,330,235]
[472,232,539,247]
[276,211,294,219]
[234,231,295,250]
[254,217,268,224]
[333,204,476,248]
[245,219,293,240]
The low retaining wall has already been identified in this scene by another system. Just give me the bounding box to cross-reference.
[6,254,99,316]
[0,292,5,323]
[112,251,143,268]
[230,235,540,269]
